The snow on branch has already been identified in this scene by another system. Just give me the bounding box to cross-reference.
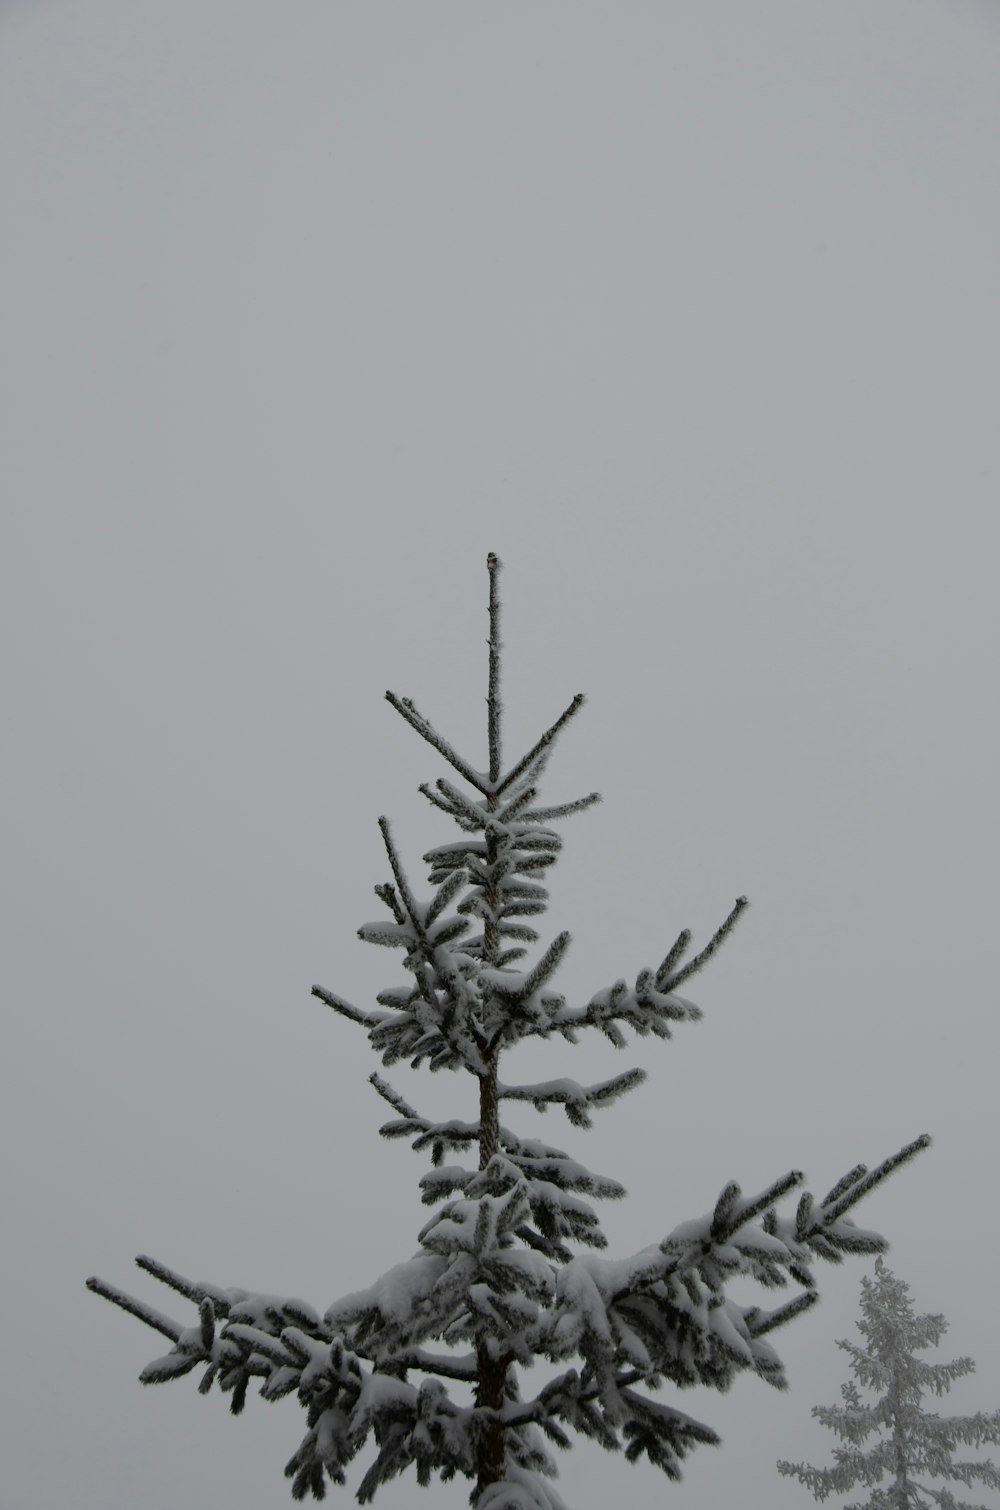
[815,1135,931,1224]
[311,984,383,1029]
[498,1069,646,1128]
[89,556,934,1509]
[88,1134,929,1502]
[518,792,601,823]
[369,1072,484,1165]
[481,932,570,1005]
[744,1291,818,1338]
[418,778,480,829]
[659,895,748,992]
[385,691,490,794]
[369,1071,422,1122]
[424,776,489,830]
[541,898,747,1048]
[495,695,586,797]
[551,970,702,1046]
[85,1275,184,1343]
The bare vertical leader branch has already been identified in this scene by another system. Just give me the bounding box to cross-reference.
[487,551,502,786]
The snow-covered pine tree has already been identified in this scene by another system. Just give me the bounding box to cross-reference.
[778,1258,1000,1510]
[89,555,930,1510]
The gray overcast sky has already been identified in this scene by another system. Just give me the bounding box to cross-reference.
[3,3,999,1508]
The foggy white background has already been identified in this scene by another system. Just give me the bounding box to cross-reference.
[2,3,999,1508]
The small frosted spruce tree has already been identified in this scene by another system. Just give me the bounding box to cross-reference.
[90,555,929,1510]
[778,1258,1000,1510]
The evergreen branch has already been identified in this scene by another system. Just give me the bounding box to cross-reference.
[221,1323,299,1367]
[372,822,490,1070]
[655,929,692,990]
[745,1291,818,1337]
[200,1297,215,1352]
[483,931,571,1002]
[493,784,539,823]
[551,968,701,1041]
[724,1170,805,1238]
[520,792,602,823]
[135,1254,213,1306]
[710,1182,741,1242]
[374,839,474,1052]
[662,897,748,991]
[494,695,586,796]
[370,1072,423,1122]
[433,778,490,829]
[86,1276,183,1343]
[419,781,476,827]
[311,984,382,1028]
[820,1135,931,1224]
[385,691,490,794]
[395,1348,480,1382]
[378,817,421,921]
[425,869,468,928]
[377,1110,483,1154]
[821,1163,868,1207]
[374,882,406,923]
[498,1069,646,1120]
[140,1353,203,1386]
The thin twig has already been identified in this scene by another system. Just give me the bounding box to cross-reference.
[520,791,602,823]
[377,817,420,922]
[311,984,381,1027]
[664,897,748,991]
[86,1276,183,1342]
[385,692,489,794]
[495,694,586,796]
[369,1072,425,1123]
[655,929,692,990]
[746,1291,818,1337]
[820,1134,931,1224]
